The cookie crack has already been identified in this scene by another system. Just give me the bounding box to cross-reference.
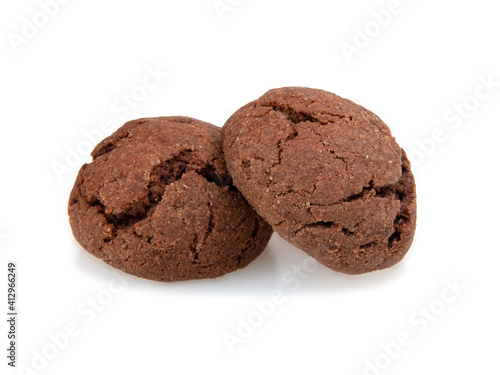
[89,150,231,239]
[387,164,412,248]
[89,197,145,236]
[237,218,260,265]
[360,241,377,249]
[344,180,396,203]
[293,221,356,237]
[267,104,352,125]
[189,233,199,263]
[92,131,131,159]
[199,164,232,188]
[276,129,299,166]
[201,200,214,247]
[309,126,349,174]
[146,150,193,205]
[294,174,409,247]
[272,106,315,124]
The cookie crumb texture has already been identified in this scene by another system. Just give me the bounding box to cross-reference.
[68,117,272,281]
[222,87,417,274]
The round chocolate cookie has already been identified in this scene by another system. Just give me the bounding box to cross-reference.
[69,117,273,281]
[221,87,416,274]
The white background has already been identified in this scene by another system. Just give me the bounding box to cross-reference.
[1,0,499,374]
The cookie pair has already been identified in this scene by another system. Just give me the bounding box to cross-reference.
[68,87,416,281]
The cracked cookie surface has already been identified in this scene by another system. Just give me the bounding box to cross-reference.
[221,87,416,274]
[68,116,273,281]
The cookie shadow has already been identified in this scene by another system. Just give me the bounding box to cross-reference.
[73,234,406,296]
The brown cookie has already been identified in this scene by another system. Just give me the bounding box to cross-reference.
[221,87,416,274]
[68,117,273,281]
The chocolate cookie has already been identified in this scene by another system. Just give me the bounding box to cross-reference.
[221,87,416,274]
[69,117,273,281]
